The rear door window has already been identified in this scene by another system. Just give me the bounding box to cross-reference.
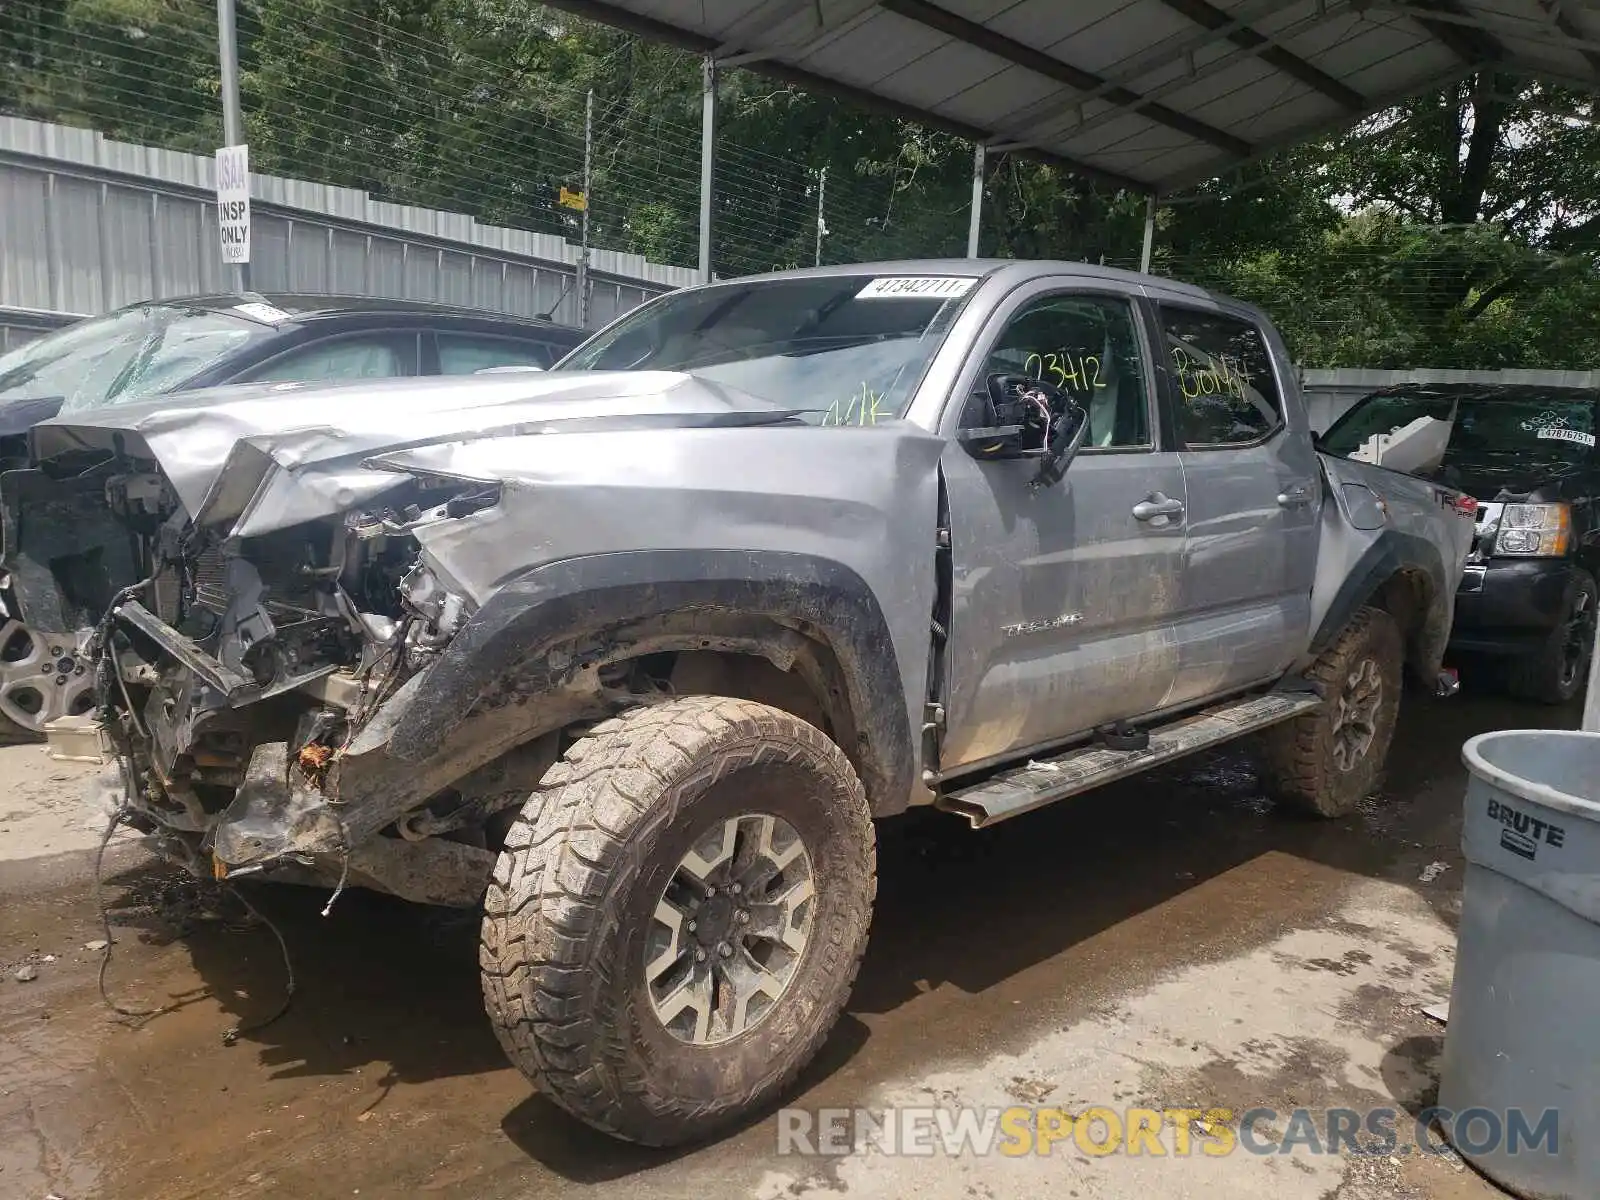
[1158,306,1282,447]
[239,332,420,383]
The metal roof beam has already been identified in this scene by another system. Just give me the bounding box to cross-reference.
[1368,1,1600,72]
[535,0,1152,192]
[1151,0,1365,108]
[745,65,1151,192]
[1401,0,1508,64]
[877,0,1253,156]
[1158,60,1479,191]
[711,0,882,64]
[1008,1,1359,149]
[996,0,1351,144]
[1542,0,1600,77]
[1537,0,1600,77]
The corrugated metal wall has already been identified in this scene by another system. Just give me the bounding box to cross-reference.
[0,117,700,348]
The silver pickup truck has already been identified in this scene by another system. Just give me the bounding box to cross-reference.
[3,261,1474,1146]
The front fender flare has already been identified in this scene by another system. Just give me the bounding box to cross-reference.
[386,549,916,816]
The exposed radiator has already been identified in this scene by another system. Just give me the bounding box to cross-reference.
[192,544,230,615]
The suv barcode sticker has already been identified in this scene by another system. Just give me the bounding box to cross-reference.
[233,301,294,324]
[1536,427,1596,448]
[856,277,976,300]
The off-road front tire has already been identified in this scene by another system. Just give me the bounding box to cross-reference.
[1262,607,1403,818]
[480,695,875,1146]
[1506,570,1596,705]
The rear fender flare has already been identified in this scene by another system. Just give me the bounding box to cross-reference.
[1305,531,1451,680]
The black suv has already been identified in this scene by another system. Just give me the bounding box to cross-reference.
[1322,384,1597,703]
[0,293,585,448]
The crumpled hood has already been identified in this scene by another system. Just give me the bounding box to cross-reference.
[30,370,799,534]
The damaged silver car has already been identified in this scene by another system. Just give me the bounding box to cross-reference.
[5,261,1473,1146]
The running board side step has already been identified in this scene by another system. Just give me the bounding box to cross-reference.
[937,692,1322,829]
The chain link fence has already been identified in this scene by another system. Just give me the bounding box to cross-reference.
[4,2,1597,369]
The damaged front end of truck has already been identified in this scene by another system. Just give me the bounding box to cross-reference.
[3,377,827,907]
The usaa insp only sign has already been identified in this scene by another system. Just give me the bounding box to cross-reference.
[215,144,251,264]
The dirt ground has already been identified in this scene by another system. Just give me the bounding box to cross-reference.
[0,745,116,862]
[0,692,1566,1200]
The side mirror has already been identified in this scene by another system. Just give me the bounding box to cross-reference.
[958,422,1029,460]
[959,373,1071,461]
[1030,402,1090,490]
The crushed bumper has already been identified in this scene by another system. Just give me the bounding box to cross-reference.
[101,598,587,908]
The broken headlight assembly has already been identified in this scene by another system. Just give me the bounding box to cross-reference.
[1494,503,1571,557]
[399,560,470,649]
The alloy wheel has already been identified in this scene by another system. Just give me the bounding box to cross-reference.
[1331,658,1383,774]
[644,813,816,1046]
[1558,589,1596,692]
[0,621,95,734]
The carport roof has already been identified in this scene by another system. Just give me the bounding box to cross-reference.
[538,0,1600,193]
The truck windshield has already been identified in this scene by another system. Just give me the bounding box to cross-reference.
[1322,390,1599,470]
[558,274,975,424]
[0,305,270,414]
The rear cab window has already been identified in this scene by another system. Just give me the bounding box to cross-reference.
[237,332,421,383]
[1158,305,1283,447]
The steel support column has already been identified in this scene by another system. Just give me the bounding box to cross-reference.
[699,54,718,283]
[578,88,594,326]
[1140,193,1156,274]
[217,0,250,292]
[967,142,985,258]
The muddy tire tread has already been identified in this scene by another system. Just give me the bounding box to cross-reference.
[480,695,875,1145]
[1262,606,1403,819]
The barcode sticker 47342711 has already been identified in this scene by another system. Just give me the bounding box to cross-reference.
[855,277,976,300]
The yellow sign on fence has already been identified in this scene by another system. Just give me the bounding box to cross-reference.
[558,187,587,211]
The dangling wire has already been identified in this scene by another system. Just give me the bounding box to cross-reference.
[320,844,351,919]
[219,883,297,1045]
[93,798,173,1022]
[89,584,298,1041]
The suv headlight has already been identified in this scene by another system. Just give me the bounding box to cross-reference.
[1495,503,1571,557]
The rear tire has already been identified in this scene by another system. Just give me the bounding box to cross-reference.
[1506,570,1596,705]
[480,695,875,1146]
[1262,607,1403,818]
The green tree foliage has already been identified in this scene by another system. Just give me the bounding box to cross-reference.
[1,0,224,148]
[1163,77,1600,367]
[2,0,1597,366]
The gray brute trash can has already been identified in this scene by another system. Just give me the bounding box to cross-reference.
[1439,729,1600,1199]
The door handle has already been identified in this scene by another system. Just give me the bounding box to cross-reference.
[1132,492,1185,522]
[1277,483,1315,507]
